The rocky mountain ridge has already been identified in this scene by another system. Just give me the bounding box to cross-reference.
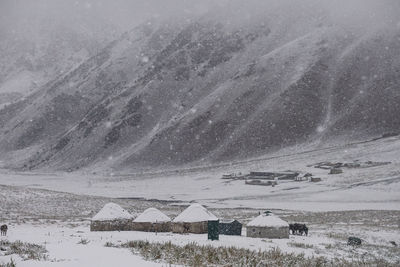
[0,1,399,171]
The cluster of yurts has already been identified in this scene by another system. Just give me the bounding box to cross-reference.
[90,203,290,238]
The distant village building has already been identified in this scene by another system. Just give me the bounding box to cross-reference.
[294,176,303,181]
[172,204,218,234]
[245,180,277,186]
[310,177,322,182]
[219,219,242,236]
[132,208,171,232]
[90,203,133,231]
[246,171,299,181]
[246,213,289,239]
[329,168,343,175]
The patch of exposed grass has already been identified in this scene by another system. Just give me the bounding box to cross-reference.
[326,232,348,240]
[0,258,17,267]
[109,240,399,267]
[77,238,90,245]
[283,210,400,229]
[104,241,114,247]
[288,242,314,249]
[1,240,47,261]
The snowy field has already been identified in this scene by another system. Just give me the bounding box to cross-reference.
[0,203,399,266]
[1,137,400,266]
[0,219,398,266]
[0,194,399,266]
[1,136,399,211]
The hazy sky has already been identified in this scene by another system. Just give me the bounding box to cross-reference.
[0,0,222,32]
[0,0,399,36]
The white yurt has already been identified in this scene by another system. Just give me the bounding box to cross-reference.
[133,208,171,232]
[90,203,133,231]
[246,212,289,239]
[172,203,218,234]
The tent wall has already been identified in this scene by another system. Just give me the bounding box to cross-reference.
[172,221,208,234]
[132,222,171,232]
[90,220,133,231]
[246,226,289,239]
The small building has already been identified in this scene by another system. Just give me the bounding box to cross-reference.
[246,171,298,181]
[329,168,343,175]
[246,172,275,180]
[245,180,277,186]
[172,204,218,234]
[246,213,289,239]
[310,177,322,182]
[219,219,242,236]
[90,203,133,231]
[295,176,303,181]
[132,208,171,232]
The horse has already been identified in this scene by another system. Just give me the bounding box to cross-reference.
[299,224,308,236]
[0,224,7,236]
[289,224,297,235]
[289,223,308,236]
[303,224,308,236]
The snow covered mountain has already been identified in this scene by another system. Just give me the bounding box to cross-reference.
[0,2,118,107]
[0,0,399,171]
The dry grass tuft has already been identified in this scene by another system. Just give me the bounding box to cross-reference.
[106,240,399,267]
[1,240,47,261]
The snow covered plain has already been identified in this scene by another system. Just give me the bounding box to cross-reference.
[1,219,398,266]
[0,195,399,266]
[1,136,400,266]
[1,135,399,211]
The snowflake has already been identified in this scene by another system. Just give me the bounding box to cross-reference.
[105,121,112,128]
[316,126,325,133]
[141,56,149,63]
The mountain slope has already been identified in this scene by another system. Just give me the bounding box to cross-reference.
[0,4,118,108]
[0,1,399,171]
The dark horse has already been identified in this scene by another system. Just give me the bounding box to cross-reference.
[0,224,7,236]
[289,223,308,236]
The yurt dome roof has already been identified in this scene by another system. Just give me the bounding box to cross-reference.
[173,204,218,223]
[92,203,133,221]
[134,208,171,223]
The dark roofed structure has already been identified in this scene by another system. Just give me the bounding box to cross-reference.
[219,219,242,236]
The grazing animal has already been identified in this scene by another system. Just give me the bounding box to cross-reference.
[289,223,308,236]
[303,224,308,236]
[0,224,7,236]
[289,224,295,234]
[347,237,362,246]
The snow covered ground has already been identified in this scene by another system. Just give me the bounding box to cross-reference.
[0,136,399,211]
[0,186,398,266]
[0,223,162,267]
[0,137,399,266]
[0,216,399,266]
